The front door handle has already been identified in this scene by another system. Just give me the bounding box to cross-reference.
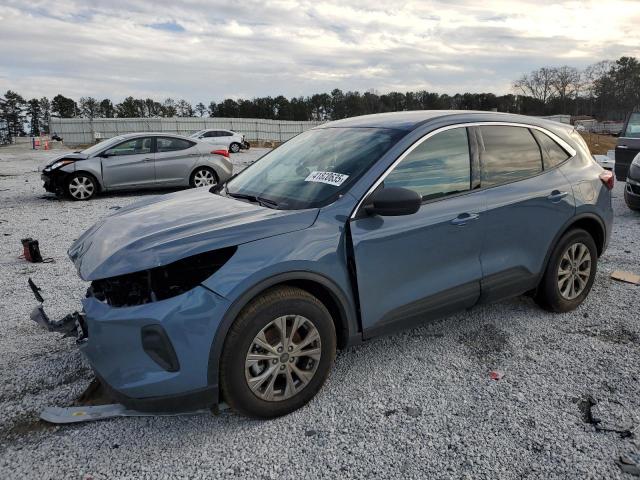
[618,145,628,149]
[450,212,480,226]
[547,190,569,203]
[142,158,153,162]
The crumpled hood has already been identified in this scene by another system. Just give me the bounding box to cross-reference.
[45,152,89,167]
[68,188,319,281]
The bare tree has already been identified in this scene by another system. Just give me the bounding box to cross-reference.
[513,67,555,104]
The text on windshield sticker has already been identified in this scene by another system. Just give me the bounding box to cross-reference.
[304,171,349,186]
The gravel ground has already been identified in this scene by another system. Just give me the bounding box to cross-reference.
[0,142,639,479]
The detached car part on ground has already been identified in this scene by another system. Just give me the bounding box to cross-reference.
[190,129,250,153]
[31,111,614,419]
[40,133,233,200]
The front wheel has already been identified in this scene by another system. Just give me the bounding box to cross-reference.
[229,142,241,153]
[220,286,336,418]
[535,229,598,312]
[67,173,97,200]
[190,167,217,188]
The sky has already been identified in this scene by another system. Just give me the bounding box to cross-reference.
[1,0,639,103]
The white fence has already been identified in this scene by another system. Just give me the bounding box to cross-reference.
[49,117,326,146]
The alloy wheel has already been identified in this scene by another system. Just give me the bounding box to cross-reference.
[557,242,592,300]
[193,169,216,187]
[245,315,321,402]
[68,176,95,200]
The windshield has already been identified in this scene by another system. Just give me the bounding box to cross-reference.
[82,136,124,156]
[225,127,405,209]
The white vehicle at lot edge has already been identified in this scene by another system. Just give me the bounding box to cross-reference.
[190,129,249,153]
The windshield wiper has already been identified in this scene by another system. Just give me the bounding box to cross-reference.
[225,190,280,209]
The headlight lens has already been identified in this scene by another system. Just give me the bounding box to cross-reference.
[49,159,75,170]
[632,153,640,167]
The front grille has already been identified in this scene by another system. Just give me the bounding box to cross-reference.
[628,183,640,196]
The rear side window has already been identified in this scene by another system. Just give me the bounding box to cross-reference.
[157,137,194,152]
[479,126,542,187]
[384,127,471,201]
[531,129,571,169]
[624,112,640,138]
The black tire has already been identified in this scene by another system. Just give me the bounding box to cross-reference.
[534,228,598,313]
[66,172,97,201]
[189,167,217,188]
[229,142,241,153]
[220,286,336,418]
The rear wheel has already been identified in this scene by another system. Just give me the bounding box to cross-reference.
[535,229,597,312]
[190,167,217,188]
[229,142,241,153]
[67,173,97,200]
[220,286,336,418]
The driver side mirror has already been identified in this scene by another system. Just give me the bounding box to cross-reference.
[364,187,421,216]
[100,151,113,158]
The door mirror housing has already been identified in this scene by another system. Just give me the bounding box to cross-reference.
[100,151,113,158]
[364,187,421,216]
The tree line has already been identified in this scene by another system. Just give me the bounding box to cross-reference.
[1,56,638,138]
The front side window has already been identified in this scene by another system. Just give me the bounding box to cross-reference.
[105,137,151,156]
[384,127,471,201]
[532,129,571,169]
[479,126,543,187]
[157,137,194,152]
[225,127,405,209]
[624,112,640,138]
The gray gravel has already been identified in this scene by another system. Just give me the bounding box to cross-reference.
[1,142,639,479]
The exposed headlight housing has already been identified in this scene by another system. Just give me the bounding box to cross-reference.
[87,247,237,307]
[47,159,76,171]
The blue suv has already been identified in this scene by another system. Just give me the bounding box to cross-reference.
[32,111,614,418]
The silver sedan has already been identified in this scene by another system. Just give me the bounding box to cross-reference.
[41,133,233,200]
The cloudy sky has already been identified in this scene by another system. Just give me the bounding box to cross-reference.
[1,0,639,103]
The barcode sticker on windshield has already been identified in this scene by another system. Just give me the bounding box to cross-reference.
[305,171,349,186]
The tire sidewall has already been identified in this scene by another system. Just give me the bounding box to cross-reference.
[542,229,598,312]
[190,167,217,188]
[221,291,336,418]
[66,173,97,201]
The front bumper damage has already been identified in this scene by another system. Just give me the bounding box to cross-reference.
[28,278,228,413]
[28,278,87,340]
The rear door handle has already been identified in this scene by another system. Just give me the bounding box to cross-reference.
[142,158,153,162]
[450,212,480,226]
[547,190,569,203]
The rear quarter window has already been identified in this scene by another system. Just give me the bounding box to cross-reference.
[531,129,571,169]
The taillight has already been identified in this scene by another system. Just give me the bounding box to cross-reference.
[211,149,229,158]
[599,170,614,190]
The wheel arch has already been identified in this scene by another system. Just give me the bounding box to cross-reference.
[207,271,359,390]
[538,212,607,288]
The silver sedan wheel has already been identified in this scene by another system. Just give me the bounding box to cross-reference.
[557,242,592,300]
[192,169,216,187]
[68,176,95,200]
[245,315,321,402]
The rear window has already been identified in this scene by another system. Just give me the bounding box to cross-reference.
[624,113,640,138]
[479,126,543,187]
[157,137,194,152]
[531,130,571,169]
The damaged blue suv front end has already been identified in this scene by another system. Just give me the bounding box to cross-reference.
[32,186,323,411]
